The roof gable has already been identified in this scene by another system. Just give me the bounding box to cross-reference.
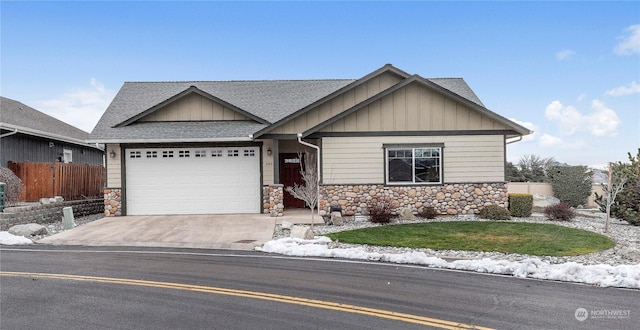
[301,75,531,137]
[116,87,268,126]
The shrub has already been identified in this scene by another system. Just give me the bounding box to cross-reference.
[0,167,23,204]
[366,197,395,224]
[508,193,533,217]
[543,203,576,221]
[478,205,511,220]
[546,165,593,208]
[418,206,437,219]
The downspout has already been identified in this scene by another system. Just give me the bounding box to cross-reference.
[297,133,321,221]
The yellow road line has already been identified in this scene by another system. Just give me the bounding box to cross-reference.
[1,271,493,330]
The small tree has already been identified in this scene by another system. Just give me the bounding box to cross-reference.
[518,154,555,182]
[506,162,526,182]
[596,150,640,226]
[546,165,593,208]
[595,162,627,232]
[285,152,319,227]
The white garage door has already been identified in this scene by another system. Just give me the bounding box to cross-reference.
[125,147,260,215]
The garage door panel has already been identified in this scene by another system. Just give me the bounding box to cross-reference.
[125,147,260,215]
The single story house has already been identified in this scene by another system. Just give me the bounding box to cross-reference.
[1,96,104,168]
[88,64,531,217]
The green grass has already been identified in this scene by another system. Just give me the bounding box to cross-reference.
[326,221,615,256]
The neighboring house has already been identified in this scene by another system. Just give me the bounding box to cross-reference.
[0,96,104,168]
[89,64,531,217]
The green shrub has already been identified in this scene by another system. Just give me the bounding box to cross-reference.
[546,165,593,208]
[418,206,437,219]
[366,197,395,224]
[508,193,533,217]
[543,203,576,221]
[0,167,23,204]
[478,205,511,220]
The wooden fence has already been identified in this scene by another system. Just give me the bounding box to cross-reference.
[8,161,105,202]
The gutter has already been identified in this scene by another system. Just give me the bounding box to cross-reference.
[0,122,102,150]
[296,133,321,220]
[506,136,523,144]
[0,127,18,138]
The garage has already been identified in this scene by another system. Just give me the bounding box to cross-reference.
[125,146,260,215]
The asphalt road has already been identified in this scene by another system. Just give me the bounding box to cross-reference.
[1,246,637,330]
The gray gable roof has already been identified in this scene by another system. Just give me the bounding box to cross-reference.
[89,64,527,143]
[1,96,90,142]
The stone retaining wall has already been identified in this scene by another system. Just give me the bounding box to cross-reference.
[0,199,103,230]
[319,183,508,216]
[104,188,122,217]
[263,184,284,216]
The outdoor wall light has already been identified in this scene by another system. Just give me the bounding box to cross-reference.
[109,150,116,158]
[267,148,272,156]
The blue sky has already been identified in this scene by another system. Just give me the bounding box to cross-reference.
[1,1,638,167]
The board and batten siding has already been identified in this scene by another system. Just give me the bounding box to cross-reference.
[139,93,248,122]
[321,135,505,184]
[270,72,404,134]
[320,82,509,133]
[105,143,122,188]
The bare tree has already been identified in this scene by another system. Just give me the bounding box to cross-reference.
[285,152,319,227]
[601,162,628,233]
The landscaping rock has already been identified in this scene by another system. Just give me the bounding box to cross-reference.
[331,211,343,226]
[9,224,48,237]
[281,221,293,230]
[399,207,415,220]
[290,226,314,240]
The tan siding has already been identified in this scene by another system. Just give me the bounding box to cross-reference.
[138,93,247,122]
[274,72,403,134]
[260,139,275,185]
[406,84,419,131]
[322,135,505,184]
[106,143,122,187]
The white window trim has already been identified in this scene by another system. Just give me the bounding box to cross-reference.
[63,149,73,163]
[385,146,443,185]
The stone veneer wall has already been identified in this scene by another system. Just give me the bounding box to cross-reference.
[104,188,122,217]
[263,184,284,216]
[319,183,508,216]
[0,199,104,230]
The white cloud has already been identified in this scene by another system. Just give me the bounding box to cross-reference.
[539,133,562,147]
[606,81,640,96]
[614,24,640,56]
[555,49,575,61]
[35,78,114,132]
[576,93,587,102]
[544,99,620,137]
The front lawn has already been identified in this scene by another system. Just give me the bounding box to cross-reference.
[325,221,615,256]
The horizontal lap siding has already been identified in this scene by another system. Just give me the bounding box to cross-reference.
[322,136,504,184]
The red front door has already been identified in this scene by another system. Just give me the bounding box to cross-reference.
[280,153,305,208]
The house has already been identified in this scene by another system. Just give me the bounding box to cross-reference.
[0,96,104,168]
[88,64,531,217]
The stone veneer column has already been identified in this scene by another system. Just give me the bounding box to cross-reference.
[104,188,122,217]
[319,183,508,216]
[263,184,284,216]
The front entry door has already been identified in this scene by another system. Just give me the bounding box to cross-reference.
[279,153,305,208]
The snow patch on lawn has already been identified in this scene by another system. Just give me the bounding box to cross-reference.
[0,231,34,245]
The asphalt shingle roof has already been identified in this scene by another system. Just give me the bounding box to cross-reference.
[0,96,89,140]
[89,66,512,143]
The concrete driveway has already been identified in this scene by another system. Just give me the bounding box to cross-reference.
[38,214,278,250]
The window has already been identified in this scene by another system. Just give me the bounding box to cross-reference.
[386,147,442,184]
[212,149,223,157]
[63,149,73,163]
[243,149,255,157]
[162,150,174,158]
[194,150,207,158]
[129,151,141,159]
[178,150,190,158]
[146,151,158,158]
[228,149,239,157]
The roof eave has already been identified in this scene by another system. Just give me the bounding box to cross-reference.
[1,122,102,150]
[86,136,255,144]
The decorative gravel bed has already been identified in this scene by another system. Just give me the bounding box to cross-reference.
[272,211,640,266]
[30,213,105,241]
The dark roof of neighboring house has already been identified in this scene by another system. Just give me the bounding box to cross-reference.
[89,64,529,143]
[0,96,91,144]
